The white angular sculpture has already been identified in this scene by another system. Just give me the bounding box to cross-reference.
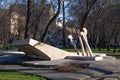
[80,28,93,57]
[68,35,80,55]
[12,38,78,61]
[68,28,93,57]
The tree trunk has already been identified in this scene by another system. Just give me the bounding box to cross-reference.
[24,0,31,39]
[33,0,46,40]
[41,0,61,42]
[107,39,111,51]
[62,1,66,47]
[113,31,119,53]
[113,37,117,53]
[80,0,97,29]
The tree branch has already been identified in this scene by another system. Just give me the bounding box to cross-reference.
[41,0,61,42]
[80,0,97,30]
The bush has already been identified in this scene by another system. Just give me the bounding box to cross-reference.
[0,44,3,50]
[55,63,89,72]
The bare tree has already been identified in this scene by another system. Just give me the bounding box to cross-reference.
[33,0,46,40]
[67,0,120,51]
[41,0,61,42]
[24,0,31,39]
[79,0,97,29]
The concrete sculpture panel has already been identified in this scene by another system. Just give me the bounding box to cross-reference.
[12,38,78,60]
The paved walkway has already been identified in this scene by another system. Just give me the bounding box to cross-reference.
[0,52,120,80]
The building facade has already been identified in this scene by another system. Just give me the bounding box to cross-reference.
[9,4,55,40]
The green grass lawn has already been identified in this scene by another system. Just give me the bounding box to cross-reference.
[0,70,46,80]
[118,78,120,80]
[63,48,120,55]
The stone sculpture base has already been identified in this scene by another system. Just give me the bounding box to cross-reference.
[67,56,103,61]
